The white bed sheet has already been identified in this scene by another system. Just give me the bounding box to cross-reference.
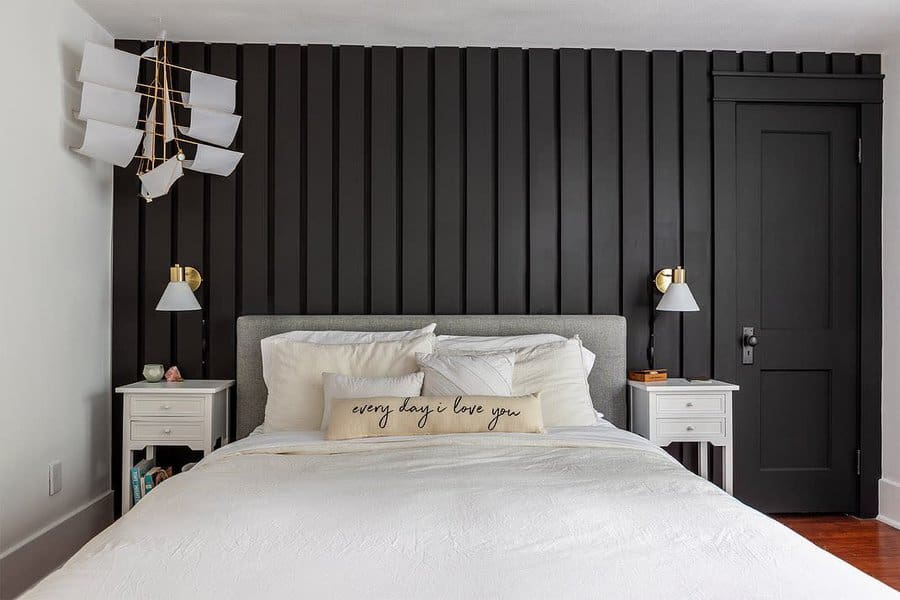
[25,423,897,599]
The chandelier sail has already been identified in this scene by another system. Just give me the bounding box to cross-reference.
[72,40,243,201]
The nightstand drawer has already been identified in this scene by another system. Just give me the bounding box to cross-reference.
[129,394,205,417]
[131,421,204,441]
[656,393,725,414]
[656,418,725,438]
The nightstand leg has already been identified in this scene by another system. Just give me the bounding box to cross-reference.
[724,442,734,495]
[698,442,709,480]
[122,449,134,515]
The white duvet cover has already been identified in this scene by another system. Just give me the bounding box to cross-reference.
[26,424,897,599]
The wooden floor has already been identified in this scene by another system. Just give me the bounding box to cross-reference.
[775,515,900,591]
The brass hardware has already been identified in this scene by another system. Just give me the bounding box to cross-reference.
[654,268,673,293]
[686,425,695,431]
[163,428,172,434]
[170,263,203,292]
[654,266,687,293]
[184,267,202,292]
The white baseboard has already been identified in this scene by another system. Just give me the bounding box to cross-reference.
[878,478,900,530]
[0,491,113,599]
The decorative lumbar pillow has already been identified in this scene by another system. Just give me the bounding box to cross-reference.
[415,351,515,396]
[435,333,596,376]
[261,334,434,432]
[510,337,596,427]
[320,371,425,430]
[325,394,545,440]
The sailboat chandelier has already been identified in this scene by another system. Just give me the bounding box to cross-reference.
[72,39,243,201]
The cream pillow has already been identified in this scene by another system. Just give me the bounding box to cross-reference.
[326,394,545,440]
[262,334,434,432]
[321,371,425,430]
[267,323,435,345]
[511,338,596,426]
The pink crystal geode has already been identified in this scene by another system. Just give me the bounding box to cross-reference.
[164,366,183,382]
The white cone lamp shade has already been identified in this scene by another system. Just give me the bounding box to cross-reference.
[656,267,699,312]
[155,265,202,311]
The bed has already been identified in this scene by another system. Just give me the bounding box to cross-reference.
[24,315,898,599]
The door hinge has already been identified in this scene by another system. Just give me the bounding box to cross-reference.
[858,138,862,164]
[856,449,861,475]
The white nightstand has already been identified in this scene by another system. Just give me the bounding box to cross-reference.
[628,378,739,494]
[116,380,235,514]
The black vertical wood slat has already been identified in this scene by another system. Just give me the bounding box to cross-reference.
[651,50,682,375]
[465,47,497,314]
[207,44,238,380]
[771,52,800,73]
[174,42,207,377]
[559,48,591,314]
[860,54,881,74]
[401,47,433,314]
[590,49,621,315]
[741,51,769,73]
[337,46,368,313]
[621,50,652,371]
[801,52,829,74]
[239,45,270,315]
[433,47,465,314]
[141,42,173,370]
[497,47,528,314]
[681,51,713,379]
[527,48,559,314]
[712,98,738,386]
[272,45,303,314]
[370,47,400,314]
[711,50,740,72]
[111,41,142,515]
[830,53,858,75]
[306,45,335,313]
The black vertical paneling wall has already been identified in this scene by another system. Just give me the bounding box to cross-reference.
[111,43,876,506]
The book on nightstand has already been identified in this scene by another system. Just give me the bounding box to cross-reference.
[130,458,155,504]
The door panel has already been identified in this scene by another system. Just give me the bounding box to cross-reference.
[734,104,858,513]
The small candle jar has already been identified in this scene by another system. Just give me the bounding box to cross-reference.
[142,363,165,383]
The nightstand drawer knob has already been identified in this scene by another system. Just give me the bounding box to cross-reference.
[686,425,695,431]
[686,402,694,407]
[163,428,172,434]
[162,404,171,410]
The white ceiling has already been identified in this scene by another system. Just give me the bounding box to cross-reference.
[76,0,900,52]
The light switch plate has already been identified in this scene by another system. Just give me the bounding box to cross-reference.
[49,461,62,496]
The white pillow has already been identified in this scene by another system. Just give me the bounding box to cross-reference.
[321,371,425,430]
[261,334,434,432]
[510,337,596,426]
[416,351,516,396]
[435,333,596,376]
[269,323,436,345]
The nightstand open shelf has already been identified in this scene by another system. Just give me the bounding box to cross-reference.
[628,378,739,494]
[116,380,235,514]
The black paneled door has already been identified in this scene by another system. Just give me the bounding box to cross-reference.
[733,104,859,513]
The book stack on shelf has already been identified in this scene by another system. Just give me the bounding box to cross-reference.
[130,459,174,505]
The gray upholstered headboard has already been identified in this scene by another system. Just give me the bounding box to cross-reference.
[236,315,627,438]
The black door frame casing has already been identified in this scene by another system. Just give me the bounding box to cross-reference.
[712,64,884,517]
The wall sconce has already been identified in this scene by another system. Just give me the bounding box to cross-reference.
[654,266,699,312]
[648,266,699,368]
[155,264,202,311]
